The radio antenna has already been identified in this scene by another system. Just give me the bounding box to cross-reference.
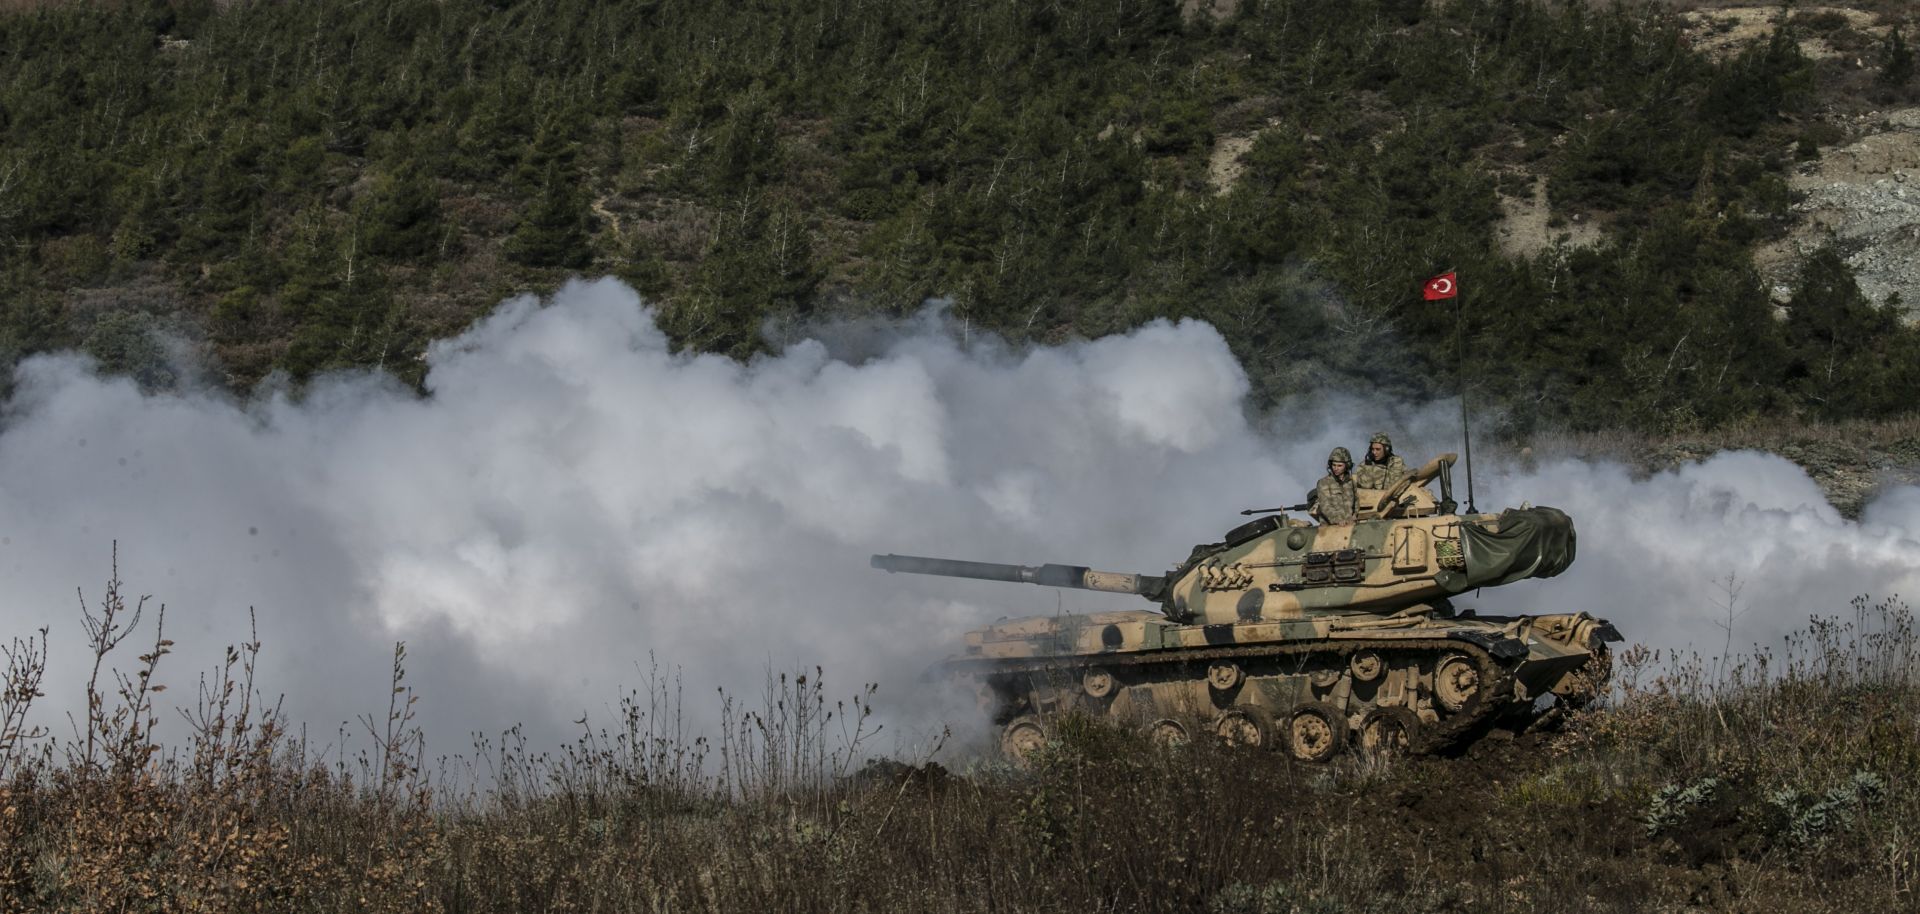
[1455,277,1476,514]
[1426,268,1475,514]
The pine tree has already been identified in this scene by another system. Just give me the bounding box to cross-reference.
[357,168,444,260]
[1881,28,1915,89]
[505,168,595,269]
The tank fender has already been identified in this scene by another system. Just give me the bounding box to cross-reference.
[1527,612,1623,648]
[1447,630,1528,662]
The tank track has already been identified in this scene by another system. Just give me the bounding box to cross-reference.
[944,637,1518,756]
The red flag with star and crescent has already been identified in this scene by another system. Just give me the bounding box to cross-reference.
[1423,272,1458,301]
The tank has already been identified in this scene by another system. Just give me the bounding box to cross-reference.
[872,453,1620,762]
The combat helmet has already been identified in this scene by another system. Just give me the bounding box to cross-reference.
[1367,432,1394,463]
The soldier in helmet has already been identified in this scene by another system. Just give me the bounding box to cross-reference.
[1353,432,1410,489]
[1308,446,1358,525]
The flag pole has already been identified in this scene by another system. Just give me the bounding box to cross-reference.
[1456,281,1476,515]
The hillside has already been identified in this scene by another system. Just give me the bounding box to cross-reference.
[3,0,1919,436]
[5,8,1920,908]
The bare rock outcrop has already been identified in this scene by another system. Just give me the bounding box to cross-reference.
[1758,109,1920,316]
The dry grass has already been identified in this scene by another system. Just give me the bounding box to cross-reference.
[1,559,1915,912]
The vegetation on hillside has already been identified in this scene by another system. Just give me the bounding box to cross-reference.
[0,562,1914,912]
[2,0,1919,432]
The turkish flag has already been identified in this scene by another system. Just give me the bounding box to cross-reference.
[1422,272,1458,300]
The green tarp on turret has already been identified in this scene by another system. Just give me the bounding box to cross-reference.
[1461,507,1577,587]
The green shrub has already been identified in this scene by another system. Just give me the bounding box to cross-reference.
[1880,28,1915,89]
[82,310,178,391]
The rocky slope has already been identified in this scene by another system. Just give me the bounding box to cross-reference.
[1760,107,1920,315]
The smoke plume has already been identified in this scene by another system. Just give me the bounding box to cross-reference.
[1,278,1917,752]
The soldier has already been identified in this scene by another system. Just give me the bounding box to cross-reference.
[1308,446,1358,525]
[1353,432,1409,489]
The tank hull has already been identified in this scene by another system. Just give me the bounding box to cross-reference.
[946,609,1617,761]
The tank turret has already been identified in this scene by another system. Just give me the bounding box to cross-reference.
[875,453,1576,625]
[875,451,1619,764]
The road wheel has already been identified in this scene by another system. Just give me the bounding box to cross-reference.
[1082,668,1116,699]
[999,715,1049,764]
[1284,702,1348,763]
[1349,650,1385,682]
[1212,706,1276,750]
[1434,653,1482,713]
[1145,718,1191,749]
[1356,706,1420,757]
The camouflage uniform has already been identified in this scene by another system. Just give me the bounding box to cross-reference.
[1354,432,1409,489]
[1309,446,1358,525]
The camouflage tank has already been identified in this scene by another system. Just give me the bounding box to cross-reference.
[872,454,1619,762]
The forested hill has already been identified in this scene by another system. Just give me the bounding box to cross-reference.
[3,0,1918,433]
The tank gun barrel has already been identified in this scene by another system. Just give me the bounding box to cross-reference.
[870,553,1164,597]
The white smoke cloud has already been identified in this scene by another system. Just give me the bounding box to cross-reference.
[2,277,1917,756]
[1475,451,1920,655]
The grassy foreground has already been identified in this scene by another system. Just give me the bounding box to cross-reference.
[1,578,1915,913]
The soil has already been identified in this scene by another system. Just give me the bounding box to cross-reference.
[1207,134,1256,195]
[1495,175,1606,258]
